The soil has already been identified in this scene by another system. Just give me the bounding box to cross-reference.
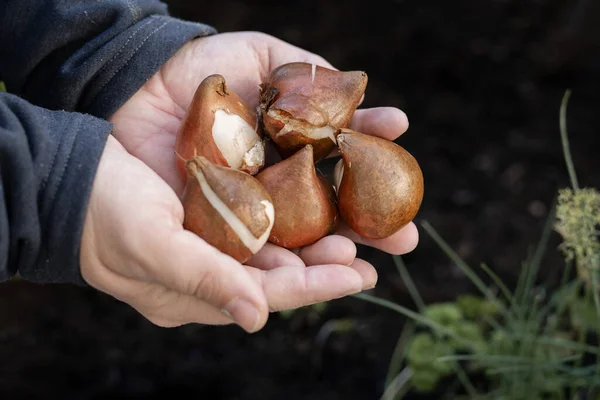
[2,0,600,399]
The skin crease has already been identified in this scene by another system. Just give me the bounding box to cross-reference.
[85,31,418,332]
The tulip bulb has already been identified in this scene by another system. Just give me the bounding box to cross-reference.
[255,144,338,248]
[259,62,367,162]
[335,129,424,239]
[175,74,265,180]
[182,156,275,263]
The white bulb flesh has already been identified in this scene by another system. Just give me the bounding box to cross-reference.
[212,109,263,170]
[268,109,336,143]
[193,168,275,254]
[333,158,344,194]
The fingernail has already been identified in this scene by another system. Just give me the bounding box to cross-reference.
[222,297,261,333]
[364,278,378,290]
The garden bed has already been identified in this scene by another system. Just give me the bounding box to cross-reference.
[1,0,600,398]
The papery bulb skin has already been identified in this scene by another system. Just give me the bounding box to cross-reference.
[335,129,424,239]
[175,74,265,180]
[255,145,338,249]
[317,172,339,232]
[182,156,274,263]
[259,62,367,162]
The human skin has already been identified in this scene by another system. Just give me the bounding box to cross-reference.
[80,32,419,333]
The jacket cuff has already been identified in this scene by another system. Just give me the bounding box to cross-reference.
[21,113,111,285]
[81,15,216,119]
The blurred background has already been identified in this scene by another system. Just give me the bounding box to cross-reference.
[1,0,600,398]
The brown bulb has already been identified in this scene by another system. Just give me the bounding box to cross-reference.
[255,144,338,248]
[259,62,367,162]
[175,74,265,181]
[335,129,424,239]
[182,156,275,263]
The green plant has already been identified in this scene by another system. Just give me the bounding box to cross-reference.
[359,90,600,400]
[553,90,600,319]
[0,81,6,92]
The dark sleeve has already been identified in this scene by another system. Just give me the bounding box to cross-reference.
[0,0,216,119]
[0,92,111,285]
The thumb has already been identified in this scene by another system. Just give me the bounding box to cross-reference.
[143,225,269,333]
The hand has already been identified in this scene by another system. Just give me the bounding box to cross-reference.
[108,31,418,303]
[80,136,376,332]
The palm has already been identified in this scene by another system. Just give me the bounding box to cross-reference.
[109,31,420,258]
[109,32,326,195]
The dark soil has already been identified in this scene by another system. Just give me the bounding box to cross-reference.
[2,0,600,399]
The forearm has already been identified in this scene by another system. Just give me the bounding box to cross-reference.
[0,0,216,119]
[0,92,110,284]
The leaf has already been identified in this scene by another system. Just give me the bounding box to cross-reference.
[278,309,296,319]
[411,368,442,393]
[423,303,464,327]
[448,321,487,353]
[311,301,328,314]
[456,295,483,319]
[456,294,502,320]
[488,330,514,356]
[407,333,454,375]
[569,297,600,333]
[0,81,6,92]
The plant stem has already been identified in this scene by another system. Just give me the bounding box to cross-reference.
[592,267,600,321]
[454,364,479,398]
[381,367,413,400]
[480,262,513,303]
[393,255,426,312]
[385,320,415,387]
[421,221,490,298]
[559,89,579,190]
[352,293,474,349]
[521,198,557,310]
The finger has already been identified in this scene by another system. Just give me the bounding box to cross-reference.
[246,263,364,312]
[246,243,305,270]
[141,227,269,333]
[298,235,356,266]
[349,107,409,140]
[336,221,419,255]
[347,258,378,290]
[263,34,336,71]
[325,107,410,159]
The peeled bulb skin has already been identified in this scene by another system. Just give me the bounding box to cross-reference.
[259,62,368,162]
[255,145,338,249]
[182,156,275,263]
[335,129,424,239]
[175,74,265,180]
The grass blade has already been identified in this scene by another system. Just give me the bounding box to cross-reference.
[480,262,513,303]
[385,320,415,387]
[381,367,413,400]
[535,336,600,356]
[352,293,474,350]
[592,267,600,321]
[393,255,426,311]
[421,221,489,297]
[522,198,557,304]
[454,364,479,398]
[559,89,579,190]
[486,354,582,374]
